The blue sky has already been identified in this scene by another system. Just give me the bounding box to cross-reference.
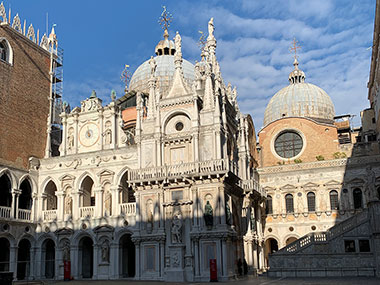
[4,0,376,130]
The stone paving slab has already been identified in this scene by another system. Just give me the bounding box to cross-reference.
[48,276,380,285]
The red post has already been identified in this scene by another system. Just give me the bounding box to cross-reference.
[64,260,71,281]
[210,259,218,282]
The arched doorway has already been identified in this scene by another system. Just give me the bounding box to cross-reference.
[42,239,55,279]
[119,171,135,203]
[19,179,32,210]
[120,234,135,278]
[0,174,12,208]
[285,236,297,246]
[17,239,31,280]
[0,238,10,272]
[264,238,278,268]
[79,237,93,278]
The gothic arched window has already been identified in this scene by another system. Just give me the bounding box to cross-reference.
[266,195,273,214]
[285,194,294,213]
[307,192,316,212]
[329,190,339,210]
[353,188,363,209]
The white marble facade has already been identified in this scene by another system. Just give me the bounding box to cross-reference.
[0,18,264,282]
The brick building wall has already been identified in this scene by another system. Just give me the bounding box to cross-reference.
[258,117,341,167]
[0,25,50,170]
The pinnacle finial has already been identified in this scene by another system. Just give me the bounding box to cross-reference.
[158,6,172,31]
[90,90,97,98]
[289,37,301,61]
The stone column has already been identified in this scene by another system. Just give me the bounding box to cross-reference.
[56,191,65,221]
[93,244,98,279]
[111,108,116,149]
[111,186,120,217]
[218,187,226,225]
[61,115,67,156]
[159,241,165,278]
[253,240,258,271]
[194,238,200,277]
[221,239,228,278]
[135,242,141,279]
[99,110,104,151]
[94,187,104,219]
[110,242,118,279]
[74,113,79,154]
[11,189,21,219]
[37,194,46,221]
[35,246,42,279]
[10,245,17,279]
[31,193,37,222]
[71,245,79,279]
[72,190,82,221]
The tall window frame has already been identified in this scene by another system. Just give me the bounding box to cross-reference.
[266,195,273,215]
[353,188,363,209]
[329,190,339,210]
[307,192,316,212]
[285,194,294,213]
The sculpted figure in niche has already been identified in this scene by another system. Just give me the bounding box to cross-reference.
[203,201,213,227]
[105,128,112,144]
[208,17,214,38]
[146,200,154,226]
[149,56,157,77]
[171,211,182,243]
[101,240,109,262]
[62,241,70,261]
[365,165,377,202]
[65,196,72,215]
[67,128,74,150]
[225,195,232,225]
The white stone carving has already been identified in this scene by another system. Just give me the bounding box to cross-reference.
[12,14,22,33]
[26,24,36,43]
[0,2,7,23]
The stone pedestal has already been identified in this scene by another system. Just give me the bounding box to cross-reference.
[165,245,185,282]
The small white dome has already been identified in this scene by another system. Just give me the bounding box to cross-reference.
[263,60,335,126]
[129,55,195,95]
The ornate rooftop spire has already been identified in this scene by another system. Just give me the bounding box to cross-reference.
[155,6,175,56]
[288,38,305,84]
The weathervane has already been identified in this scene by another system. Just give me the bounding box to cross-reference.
[289,37,301,60]
[120,64,131,92]
[198,30,206,51]
[158,6,172,31]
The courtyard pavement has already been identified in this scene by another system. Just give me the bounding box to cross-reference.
[48,276,380,285]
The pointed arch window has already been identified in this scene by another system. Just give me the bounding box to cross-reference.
[329,190,339,210]
[285,194,294,213]
[307,192,316,212]
[266,195,273,214]
[0,41,6,61]
[353,188,363,209]
[0,39,12,64]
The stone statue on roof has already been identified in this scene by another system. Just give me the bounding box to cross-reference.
[174,31,182,55]
[149,56,157,77]
[208,18,214,39]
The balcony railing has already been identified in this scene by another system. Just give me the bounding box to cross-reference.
[239,179,266,196]
[43,210,57,221]
[128,158,236,182]
[0,206,11,219]
[80,206,95,218]
[18,209,31,221]
[120,202,136,216]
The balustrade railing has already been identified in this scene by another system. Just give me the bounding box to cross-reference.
[80,206,95,218]
[128,158,234,182]
[120,202,136,216]
[277,209,369,255]
[18,209,31,221]
[0,206,11,219]
[43,210,57,221]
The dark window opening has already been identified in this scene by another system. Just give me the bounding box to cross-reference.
[353,188,362,209]
[0,174,12,207]
[164,47,169,55]
[307,192,316,212]
[266,195,273,214]
[344,240,355,253]
[285,194,294,213]
[359,240,370,252]
[329,190,339,210]
[19,180,32,210]
[0,42,6,61]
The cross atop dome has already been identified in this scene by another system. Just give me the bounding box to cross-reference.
[288,38,305,84]
[155,6,175,55]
